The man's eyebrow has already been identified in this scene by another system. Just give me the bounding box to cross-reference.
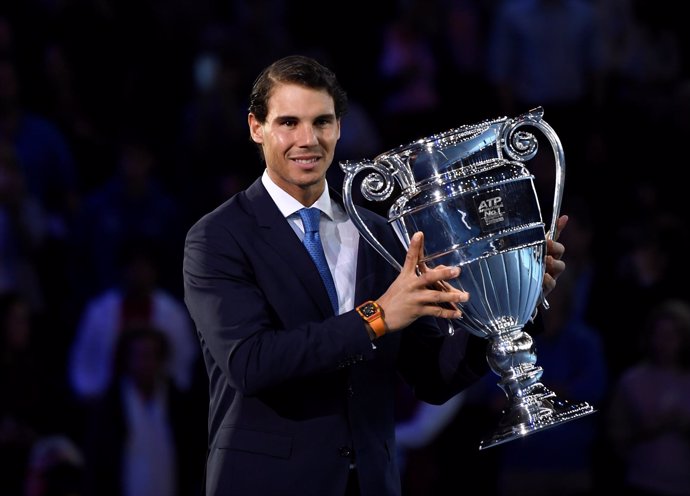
[275,113,336,121]
[315,113,337,121]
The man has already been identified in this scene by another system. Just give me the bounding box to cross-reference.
[183,55,567,496]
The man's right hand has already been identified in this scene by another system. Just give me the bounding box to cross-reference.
[375,232,469,333]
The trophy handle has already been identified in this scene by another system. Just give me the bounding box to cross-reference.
[502,107,565,243]
[341,159,403,272]
[502,107,566,309]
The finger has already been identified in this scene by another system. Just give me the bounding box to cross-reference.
[433,285,470,304]
[428,286,469,317]
[422,263,449,279]
[542,272,557,297]
[435,305,464,320]
[417,260,429,275]
[551,257,566,275]
[421,265,461,288]
[553,214,569,241]
[545,255,566,279]
[402,232,424,275]
[546,238,565,260]
[419,260,456,275]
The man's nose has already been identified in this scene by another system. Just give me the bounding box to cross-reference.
[296,124,319,146]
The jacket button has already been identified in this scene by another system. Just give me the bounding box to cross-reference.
[339,446,352,458]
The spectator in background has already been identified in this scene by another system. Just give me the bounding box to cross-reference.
[80,326,206,496]
[615,0,683,110]
[68,242,199,404]
[0,54,78,327]
[588,196,688,380]
[376,2,442,148]
[40,36,111,194]
[71,137,187,298]
[24,435,84,496]
[607,299,690,496]
[394,384,466,496]
[486,0,605,116]
[0,142,46,312]
[485,0,606,195]
[437,0,497,121]
[593,0,636,91]
[0,291,40,496]
[0,292,77,496]
[174,29,257,220]
[0,56,78,240]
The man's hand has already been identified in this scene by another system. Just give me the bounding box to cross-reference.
[376,232,469,333]
[543,214,568,298]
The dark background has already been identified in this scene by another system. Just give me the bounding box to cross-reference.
[1,0,689,495]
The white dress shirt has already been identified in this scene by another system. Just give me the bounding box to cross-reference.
[261,170,360,314]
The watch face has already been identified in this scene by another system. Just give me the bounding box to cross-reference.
[360,303,378,318]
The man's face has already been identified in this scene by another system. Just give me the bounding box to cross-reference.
[249,83,340,205]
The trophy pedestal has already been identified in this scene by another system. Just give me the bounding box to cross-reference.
[479,383,596,450]
[478,328,596,450]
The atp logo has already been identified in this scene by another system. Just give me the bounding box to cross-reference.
[477,195,504,226]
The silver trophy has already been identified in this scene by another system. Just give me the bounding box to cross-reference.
[340,107,594,450]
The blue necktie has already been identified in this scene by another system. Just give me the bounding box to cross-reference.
[299,208,339,314]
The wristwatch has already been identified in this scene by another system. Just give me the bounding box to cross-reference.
[356,300,387,338]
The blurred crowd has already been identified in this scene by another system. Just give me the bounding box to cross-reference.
[1,0,689,495]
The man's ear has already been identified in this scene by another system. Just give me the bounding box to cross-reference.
[248,113,263,143]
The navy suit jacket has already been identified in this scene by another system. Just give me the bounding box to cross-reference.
[183,178,491,496]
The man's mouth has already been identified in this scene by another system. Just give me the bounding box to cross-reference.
[292,157,320,164]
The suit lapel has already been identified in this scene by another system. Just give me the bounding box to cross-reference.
[244,179,337,316]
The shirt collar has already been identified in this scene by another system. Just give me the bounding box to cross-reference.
[261,169,335,220]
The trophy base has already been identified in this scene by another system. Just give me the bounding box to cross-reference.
[478,390,596,450]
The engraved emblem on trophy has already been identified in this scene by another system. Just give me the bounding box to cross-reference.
[340,107,595,450]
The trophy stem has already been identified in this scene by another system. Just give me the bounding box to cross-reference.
[479,327,595,450]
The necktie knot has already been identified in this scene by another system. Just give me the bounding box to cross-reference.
[298,208,338,314]
[299,207,321,234]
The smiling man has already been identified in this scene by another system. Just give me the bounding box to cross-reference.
[182,55,568,496]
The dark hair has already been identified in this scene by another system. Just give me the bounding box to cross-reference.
[113,326,170,376]
[248,54,348,123]
[641,298,690,368]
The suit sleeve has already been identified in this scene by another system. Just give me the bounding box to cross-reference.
[182,213,375,396]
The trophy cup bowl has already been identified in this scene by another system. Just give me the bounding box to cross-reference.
[340,107,595,450]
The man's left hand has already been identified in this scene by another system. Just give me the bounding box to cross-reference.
[543,214,568,298]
